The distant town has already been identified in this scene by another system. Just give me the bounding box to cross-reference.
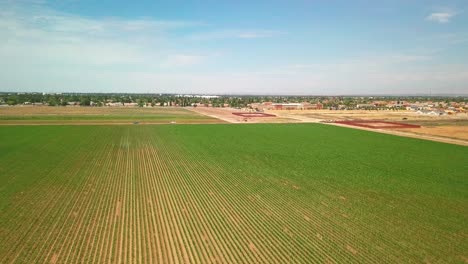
[1,92,467,115]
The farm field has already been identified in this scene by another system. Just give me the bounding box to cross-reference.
[268,109,468,123]
[0,106,222,124]
[189,107,298,123]
[269,109,468,143]
[0,124,467,263]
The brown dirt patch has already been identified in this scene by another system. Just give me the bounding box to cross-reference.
[272,109,466,121]
[232,112,276,117]
[335,120,420,129]
[396,126,468,141]
[270,109,468,145]
[249,242,258,253]
[271,109,468,124]
[283,227,294,237]
[331,122,468,146]
[189,107,299,123]
[346,245,358,255]
[116,201,122,217]
[50,253,58,264]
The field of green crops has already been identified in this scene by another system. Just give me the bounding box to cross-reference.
[0,124,466,263]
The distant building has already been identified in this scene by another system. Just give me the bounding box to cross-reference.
[250,102,323,111]
[106,102,123,107]
[417,110,447,116]
[304,103,323,110]
[356,104,376,109]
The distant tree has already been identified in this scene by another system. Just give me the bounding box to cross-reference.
[80,98,91,106]
[47,98,58,106]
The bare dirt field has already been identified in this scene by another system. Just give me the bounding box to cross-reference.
[267,109,468,145]
[188,107,298,123]
[334,120,420,129]
[395,126,468,141]
[331,122,468,146]
[268,109,467,122]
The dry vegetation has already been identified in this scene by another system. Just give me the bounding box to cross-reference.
[0,106,223,124]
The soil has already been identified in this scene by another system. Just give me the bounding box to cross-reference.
[50,253,58,264]
[346,245,358,255]
[334,120,420,129]
[265,110,468,145]
[188,107,298,123]
[269,109,467,123]
[395,126,468,141]
[332,123,468,146]
[116,201,121,217]
[249,242,258,253]
[232,112,276,117]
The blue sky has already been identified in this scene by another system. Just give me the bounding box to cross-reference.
[0,0,467,95]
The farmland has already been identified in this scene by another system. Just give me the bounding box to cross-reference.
[0,107,221,124]
[0,124,467,263]
[269,109,468,143]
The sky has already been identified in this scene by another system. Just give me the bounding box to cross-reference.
[0,0,467,95]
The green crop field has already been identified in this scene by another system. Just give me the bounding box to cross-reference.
[0,124,466,263]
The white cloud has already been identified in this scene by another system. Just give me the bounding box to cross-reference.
[0,2,209,69]
[426,11,456,23]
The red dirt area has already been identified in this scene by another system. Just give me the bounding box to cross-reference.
[335,120,420,129]
[232,112,276,118]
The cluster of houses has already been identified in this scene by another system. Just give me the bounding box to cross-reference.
[191,103,230,107]
[246,100,467,115]
[104,101,178,107]
[104,102,139,107]
[249,102,324,111]
[7,96,468,115]
[352,100,467,115]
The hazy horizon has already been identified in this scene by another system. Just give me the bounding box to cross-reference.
[1,0,467,95]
